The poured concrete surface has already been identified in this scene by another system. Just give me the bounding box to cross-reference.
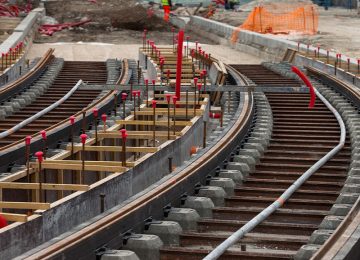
[27,43,261,64]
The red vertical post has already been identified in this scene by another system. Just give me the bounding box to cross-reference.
[175,30,184,100]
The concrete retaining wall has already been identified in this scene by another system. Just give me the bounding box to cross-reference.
[0,111,205,259]
[0,8,45,87]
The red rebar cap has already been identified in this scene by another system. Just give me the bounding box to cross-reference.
[93,108,98,117]
[40,130,47,140]
[171,27,175,32]
[152,100,157,108]
[136,90,141,96]
[70,116,75,125]
[80,134,88,144]
[35,151,44,163]
[165,94,172,103]
[145,79,149,85]
[120,128,127,140]
[132,90,137,96]
[194,77,198,85]
[172,95,177,104]
[202,70,207,76]
[101,113,107,123]
[121,93,128,100]
[197,83,202,91]
[152,79,156,85]
[25,136,31,146]
[0,214,8,229]
[186,36,190,40]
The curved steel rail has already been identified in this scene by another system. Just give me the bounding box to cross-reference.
[306,66,360,260]
[204,87,346,260]
[24,66,253,259]
[0,49,55,104]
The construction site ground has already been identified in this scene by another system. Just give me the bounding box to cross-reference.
[27,0,360,62]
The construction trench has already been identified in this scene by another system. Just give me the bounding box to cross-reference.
[0,1,360,260]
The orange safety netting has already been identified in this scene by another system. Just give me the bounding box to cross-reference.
[231,3,318,42]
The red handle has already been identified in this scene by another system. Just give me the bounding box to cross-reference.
[172,95,177,104]
[291,66,316,108]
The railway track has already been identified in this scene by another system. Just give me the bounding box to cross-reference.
[160,92,350,259]
[2,44,357,259]
[0,61,107,148]
[230,64,301,87]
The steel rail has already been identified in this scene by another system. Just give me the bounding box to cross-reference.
[0,49,55,104]
[24,66,253,259]
[305,66,360,260]
[203,86,346,259]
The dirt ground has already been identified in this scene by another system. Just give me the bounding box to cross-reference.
[29,0,360,62]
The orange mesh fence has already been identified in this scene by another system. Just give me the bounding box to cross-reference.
[231,3,318,43]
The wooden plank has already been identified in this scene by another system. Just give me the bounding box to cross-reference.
[35,160,134,170]
[97,131,178,140]
[0,201,51,210]
[130,110,202,116]
[0,212,28,222]
[65,145,159,153]
[155,93,209,98]
[116,120,192,126]
[30,162,127,172]
[151,100,206,106]
[0,182,90,191]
